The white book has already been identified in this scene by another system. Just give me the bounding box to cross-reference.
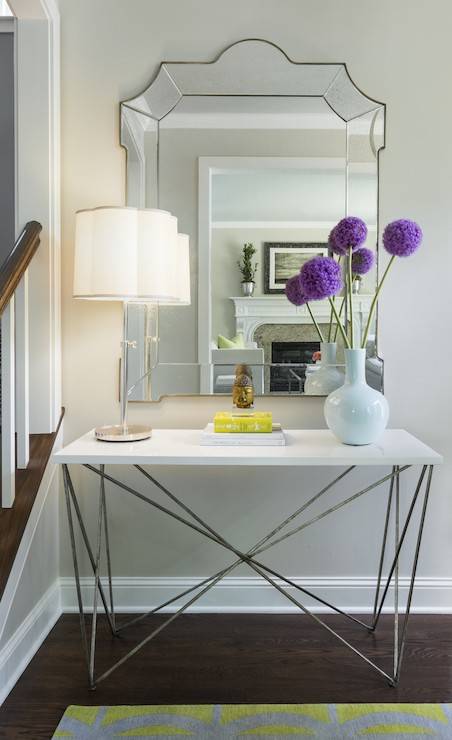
[201,423,286,447]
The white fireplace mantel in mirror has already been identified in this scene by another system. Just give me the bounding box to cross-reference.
[230,294,373,346]
[199,294,374,394]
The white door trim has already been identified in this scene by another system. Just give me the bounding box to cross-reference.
[9,0,61,432]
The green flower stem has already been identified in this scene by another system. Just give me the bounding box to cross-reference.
[328,297,350,349]
[361,254,396,349]
[327,256,341,341]
[348,247,354,348]
[333,296,347,342]
[344,267,350,342]
[327,297,335,342]
[306,302,325,342]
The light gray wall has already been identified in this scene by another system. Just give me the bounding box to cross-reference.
[0,27,14,263]
[212,169,347,222]
[59,0,452,602]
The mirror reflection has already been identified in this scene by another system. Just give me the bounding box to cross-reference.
[122,41,385,401]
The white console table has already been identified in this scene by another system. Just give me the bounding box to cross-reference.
[54,428,442,690]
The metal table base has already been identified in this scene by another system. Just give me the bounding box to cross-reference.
[62,462,433,690]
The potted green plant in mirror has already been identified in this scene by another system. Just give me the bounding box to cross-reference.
[238,242,258,297]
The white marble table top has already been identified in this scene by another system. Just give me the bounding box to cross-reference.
[53,428,442,467]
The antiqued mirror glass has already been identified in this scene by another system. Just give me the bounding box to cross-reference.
[121,40,385,401]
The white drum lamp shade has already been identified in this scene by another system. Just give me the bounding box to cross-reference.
[73,207,188,303]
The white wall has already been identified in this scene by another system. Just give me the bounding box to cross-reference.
[59,0,452,609]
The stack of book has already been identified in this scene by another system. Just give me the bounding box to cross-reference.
[201,411,285,446]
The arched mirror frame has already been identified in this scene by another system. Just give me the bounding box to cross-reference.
[120,39,386,401]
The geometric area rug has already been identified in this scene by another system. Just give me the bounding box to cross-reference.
[52,704,452,738]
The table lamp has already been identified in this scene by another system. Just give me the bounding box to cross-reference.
[73,206,190,442]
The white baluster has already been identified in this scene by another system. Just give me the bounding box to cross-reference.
[1,296,15,507]
[15,273,29,468]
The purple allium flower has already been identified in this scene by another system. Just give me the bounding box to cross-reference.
[383,219,423,257]
[352,247,375,275]
[333,217,368,254]
[300,256,343,301]
[285,274,306,306]
[328,226,342,256]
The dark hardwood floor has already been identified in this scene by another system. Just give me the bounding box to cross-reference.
[0,613,451,738]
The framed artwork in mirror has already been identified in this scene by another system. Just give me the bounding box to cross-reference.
[264,242,327,294]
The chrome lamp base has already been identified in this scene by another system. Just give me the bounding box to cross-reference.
[95,304,153,443]
[95,424,152,442]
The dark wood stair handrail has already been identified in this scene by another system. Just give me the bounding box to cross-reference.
[0,221,42,316]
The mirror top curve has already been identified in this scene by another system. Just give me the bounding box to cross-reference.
[122,39,385,124]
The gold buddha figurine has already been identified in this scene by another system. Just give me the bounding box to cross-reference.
[232,363,254,409]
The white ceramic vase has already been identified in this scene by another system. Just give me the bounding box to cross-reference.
[304,342,344,396]
[324,348,389,446]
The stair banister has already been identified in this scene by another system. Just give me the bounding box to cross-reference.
[0,221,42,507]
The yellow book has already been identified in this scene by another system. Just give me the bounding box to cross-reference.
[214,411,273,434]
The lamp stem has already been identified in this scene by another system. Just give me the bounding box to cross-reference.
[120,302,129,432]
[95,301,150,441]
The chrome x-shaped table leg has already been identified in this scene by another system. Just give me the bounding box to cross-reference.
[62,462,433,689]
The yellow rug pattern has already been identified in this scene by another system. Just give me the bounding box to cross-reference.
[53,703,452,738]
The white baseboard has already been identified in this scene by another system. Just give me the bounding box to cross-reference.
[59,575,452,614]
[1,573,451,707]
[0,580,61,705]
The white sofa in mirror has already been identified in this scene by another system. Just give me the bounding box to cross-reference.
[121,39,385,401]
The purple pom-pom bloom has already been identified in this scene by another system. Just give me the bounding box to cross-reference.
[300,256,342,301]
[328,226,342,256]
[383,219,423,257]
[352,247,374,275]
[285,274,306,306]
[333,217,368,254]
